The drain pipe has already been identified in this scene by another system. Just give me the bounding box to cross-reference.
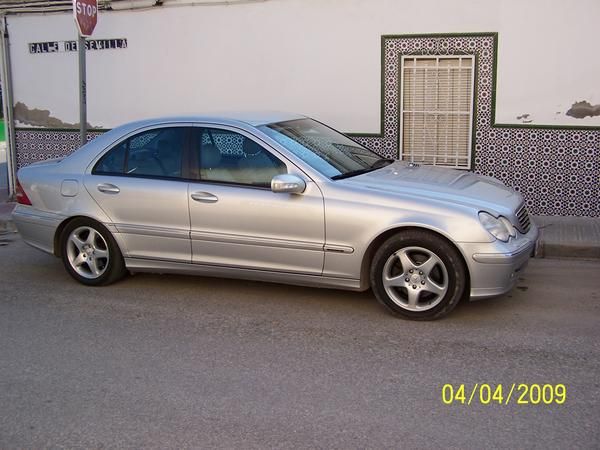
[0,15,17,199]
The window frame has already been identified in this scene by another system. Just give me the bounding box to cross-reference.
[399,54,475,170]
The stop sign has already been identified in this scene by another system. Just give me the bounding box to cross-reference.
[73,0,98,37]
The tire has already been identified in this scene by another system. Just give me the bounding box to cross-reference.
[370,230,466,320]
[60,218,127,286]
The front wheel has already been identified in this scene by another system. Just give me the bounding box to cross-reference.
[370,230,467,320]
[60,218,126,286]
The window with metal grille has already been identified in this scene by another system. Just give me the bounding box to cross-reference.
[400,55,475,169]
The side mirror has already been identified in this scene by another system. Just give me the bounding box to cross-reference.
[271,174,306,194]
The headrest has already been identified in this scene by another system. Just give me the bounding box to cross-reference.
[243,139,264,157]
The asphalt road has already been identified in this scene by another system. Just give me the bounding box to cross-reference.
[1,234,599,449]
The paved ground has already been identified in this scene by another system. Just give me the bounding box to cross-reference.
[1,235,599,449]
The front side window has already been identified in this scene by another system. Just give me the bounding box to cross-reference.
[93,127,186,179]
[194,128,286,187]
[259,118,392,179]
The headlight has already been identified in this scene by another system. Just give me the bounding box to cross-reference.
[499,216,517,238]
[478,212,516,242]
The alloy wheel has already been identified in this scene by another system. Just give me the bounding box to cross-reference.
[381,246,449,311]
[66,226,110,279]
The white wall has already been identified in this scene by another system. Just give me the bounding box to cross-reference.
[6,0,600,131]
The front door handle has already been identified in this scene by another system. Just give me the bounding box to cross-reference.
[97,183,120,194]
[191,191,218,203]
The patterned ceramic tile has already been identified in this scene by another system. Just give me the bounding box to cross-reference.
[15,129,103,167]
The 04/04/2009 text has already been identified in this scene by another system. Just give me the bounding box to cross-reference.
[441,383,566,405]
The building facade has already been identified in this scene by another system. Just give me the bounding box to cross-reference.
[1,0,599,216]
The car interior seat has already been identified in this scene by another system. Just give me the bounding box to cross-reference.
[156,139,180,177]
[200,144,235,183]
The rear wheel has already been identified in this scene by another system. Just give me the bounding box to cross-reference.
[370,230,466,320]
[60,218,126,286]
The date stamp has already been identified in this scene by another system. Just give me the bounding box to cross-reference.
[441,383,566,405]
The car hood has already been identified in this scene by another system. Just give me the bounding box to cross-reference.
[341,161,522,214]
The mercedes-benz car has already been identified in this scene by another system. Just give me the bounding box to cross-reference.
[12,112,538,320]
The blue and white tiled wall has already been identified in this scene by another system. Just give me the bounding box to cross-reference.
[16,129,104,165]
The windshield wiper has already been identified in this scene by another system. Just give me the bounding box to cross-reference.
[331,167,378,180]
[370,158,394,169]
[331,158,395,180]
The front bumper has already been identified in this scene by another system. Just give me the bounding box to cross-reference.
[460,223,539,300]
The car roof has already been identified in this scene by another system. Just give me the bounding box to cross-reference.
[131,111,307,128]
[56,111,308,171]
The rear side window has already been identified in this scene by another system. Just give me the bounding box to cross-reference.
[94,142,126,174]
[93,127,186,179]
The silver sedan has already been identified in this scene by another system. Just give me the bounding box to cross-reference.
[13,112,538,320]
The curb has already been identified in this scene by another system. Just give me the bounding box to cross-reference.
[0,219,16,234]
[0,202,16,234]
[534,239,600,260]
[535,241,600,259]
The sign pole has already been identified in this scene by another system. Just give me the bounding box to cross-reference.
[73,0,97,146]
[78,34,86,146]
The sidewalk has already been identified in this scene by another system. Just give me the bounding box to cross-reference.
[533,215,600,259]
[0,201,599,259]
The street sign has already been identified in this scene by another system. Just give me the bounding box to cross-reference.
[73,0,98,37]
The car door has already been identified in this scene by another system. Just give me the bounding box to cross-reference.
[188,125,325,274]
[84,125,192,262]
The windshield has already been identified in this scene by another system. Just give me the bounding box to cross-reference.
[259,118,392,179]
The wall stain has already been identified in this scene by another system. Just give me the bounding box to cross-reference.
[14,102,94,128]
[566,100,600,119]
[516,113,532,123]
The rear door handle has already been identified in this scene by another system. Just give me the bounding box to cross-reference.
[97,183,120,194]
[191,191,218,203]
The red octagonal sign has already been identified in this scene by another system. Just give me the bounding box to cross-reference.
[73,0,98,37]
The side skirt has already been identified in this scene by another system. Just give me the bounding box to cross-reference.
[124,257,365,291]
